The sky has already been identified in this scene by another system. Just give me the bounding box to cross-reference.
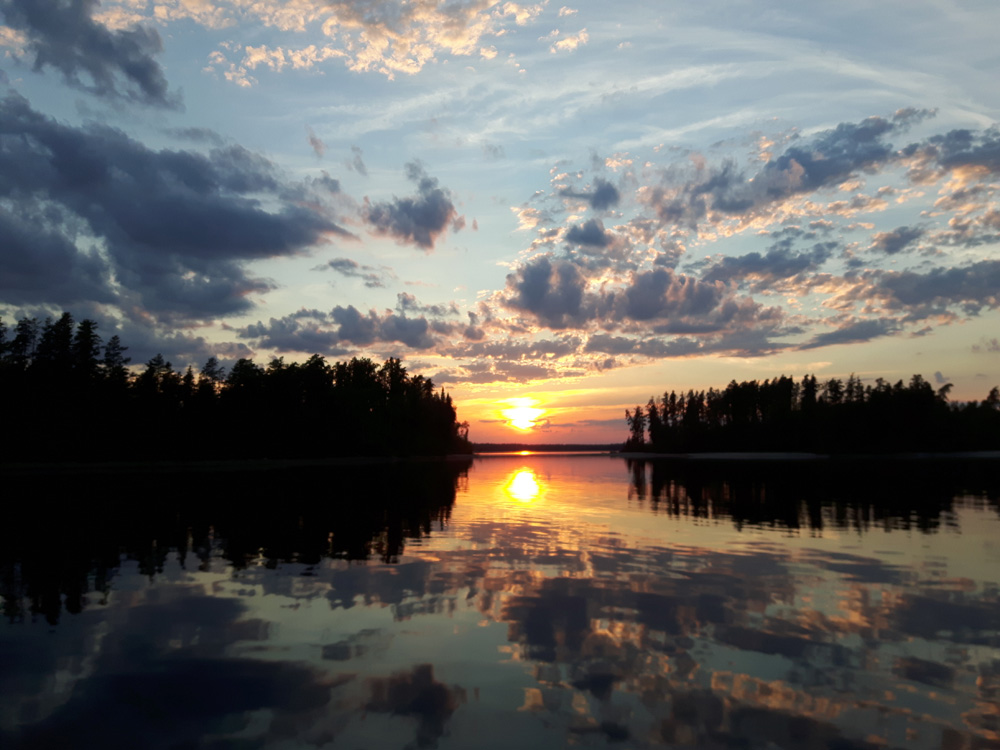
[1,0,999,444]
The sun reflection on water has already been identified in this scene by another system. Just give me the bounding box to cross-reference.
[505,468,541,502]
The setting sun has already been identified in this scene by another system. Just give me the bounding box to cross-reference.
[501,398,545,432]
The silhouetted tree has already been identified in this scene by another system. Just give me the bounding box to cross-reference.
[624,405,646,450]
[628,373,1000,454]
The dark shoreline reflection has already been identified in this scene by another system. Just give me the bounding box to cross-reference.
[2,456,999,749]
[628,456,1000,532]
[0,460,471,626]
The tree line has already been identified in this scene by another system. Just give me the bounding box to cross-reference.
[0,312,471,462]
[624,373,1000,453]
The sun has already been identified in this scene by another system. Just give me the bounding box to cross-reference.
[502,398,545,432]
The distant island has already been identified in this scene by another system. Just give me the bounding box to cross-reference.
[0,312,471,462]
[624,375,1000,454]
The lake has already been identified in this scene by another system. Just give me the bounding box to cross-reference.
[2,455,999,749]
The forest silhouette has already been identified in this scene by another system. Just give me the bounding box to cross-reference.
[0,312,471,462]
[625,374,1000,453]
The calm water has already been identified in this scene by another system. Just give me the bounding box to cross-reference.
[2,455,999,749]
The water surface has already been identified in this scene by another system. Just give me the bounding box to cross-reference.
[2,456,999,749]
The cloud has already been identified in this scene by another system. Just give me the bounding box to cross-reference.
[0,0,179,107]
[300,0,540,78]
[307,126,326,157]
[321,257,391,288]
[903,125,1000,180]
[504,256,589,329]
[560,177,620,210]
[617,268,724,322]
[349,145,368,176]
[565,218,611,247]
[875,260,1000,315]
[583,327,789,360]
[0,92,344,321]
[396,292,458,317]
[502,251,786,342]
[549,28,589,53]
[869,226,923,255]
[972,337,1000,354]
[433,358,568,385]
[645,113,926,232]
[239,305,439,352]
[0,202,114,306]
[364,162,461,250]
[701,243,836,289]
[798,318,899,350]
[239,309,348,354]
[444,335,582,361]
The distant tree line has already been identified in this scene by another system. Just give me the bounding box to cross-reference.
[624,374,1000,453]
[0,312,471,462]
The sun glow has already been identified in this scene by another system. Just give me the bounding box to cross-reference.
[502,398,544,431]
[505,469,541,502]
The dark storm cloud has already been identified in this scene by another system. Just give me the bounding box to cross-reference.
[364,162,460,250]
[0,92,344,321]
[321,257,389,288]
[869,226,923,254]
[701,243,835,286]
[565,218,611,247]
[0,0,179,108]
[798,318,898,350]
[560,177,620,210]
[239,306,437,352]
[876,259,1000,314]
[648,113,925,230]
[505,256,589,329]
